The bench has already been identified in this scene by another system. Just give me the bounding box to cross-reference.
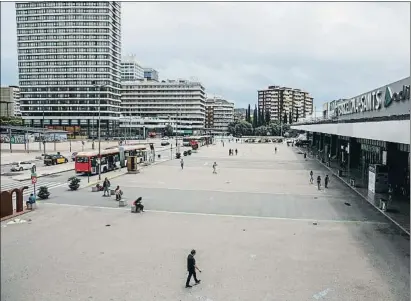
[131,205,141,213]
[27,202,37,210]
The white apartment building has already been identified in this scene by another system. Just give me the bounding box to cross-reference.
[120,79,206,135]
[258,86,313,123]
[121,54,144,81]
[205,96,234,133]
[16,1,122,137]
[0,86,21,117]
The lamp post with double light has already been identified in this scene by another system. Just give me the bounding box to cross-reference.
[92,81,107,181]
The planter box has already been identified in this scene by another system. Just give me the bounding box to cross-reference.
[91,186,98,192]
[119,199,127,207]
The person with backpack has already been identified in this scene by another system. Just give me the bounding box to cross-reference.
[317,175,322,190]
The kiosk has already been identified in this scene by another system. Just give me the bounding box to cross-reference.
[127,156,139,174]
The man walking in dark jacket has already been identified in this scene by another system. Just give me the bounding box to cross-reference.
[185,249,201,288]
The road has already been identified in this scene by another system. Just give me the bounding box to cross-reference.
[1,141,409,301]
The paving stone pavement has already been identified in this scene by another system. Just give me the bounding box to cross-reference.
[1,142,409,301]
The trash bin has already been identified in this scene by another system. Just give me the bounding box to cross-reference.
[350,178,355,187]
[338,169,343,177]
[176,153,181,159]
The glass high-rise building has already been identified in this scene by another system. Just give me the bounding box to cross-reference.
[16,1,122,137]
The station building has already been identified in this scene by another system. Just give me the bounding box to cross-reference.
[291,77,410,196]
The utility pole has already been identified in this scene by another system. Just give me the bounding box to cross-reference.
[42,98,46,156]
[93,82,106,181]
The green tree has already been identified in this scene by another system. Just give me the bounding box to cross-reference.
[227,122,236,136]
[228,120,253,136]
[260,108,265,126]
[247,104,251,123]
[164,124,173,137]
[268,120,281,136]
[0,116,23,126]
[265,110,270,125]
[255,125,268,136]
[253,105,258,128]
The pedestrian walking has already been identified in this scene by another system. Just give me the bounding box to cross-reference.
[304,153,307,160]
[212,162,218,174]
[180,158,184,170]
[229,149,231,156]
[317,175,321,190]
[102,178,110,196]
[324,175,329,188]
[186,249,201,288]
[309,171,313,184]
[235,149,238,155]
[275,147,277,154]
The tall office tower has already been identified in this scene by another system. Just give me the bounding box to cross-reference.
[258,86,313,123]
[121,55,144,81]
[16,1,122,137]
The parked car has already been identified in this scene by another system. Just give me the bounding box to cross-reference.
[71,152,78,161]
[11,161,36,172]
[44,154,69,166]
[161,140,170,146]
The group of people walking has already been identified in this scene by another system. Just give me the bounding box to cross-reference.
[229,149,238,156]
[310,170,329,190]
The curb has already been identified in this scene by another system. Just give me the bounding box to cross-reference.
[12,168,75,182]
[295,146,410,236]
[81,158,172,189]
[1,210,32,222]
[82,171,127,189]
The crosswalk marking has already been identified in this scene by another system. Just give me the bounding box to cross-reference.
[1,181,66,197]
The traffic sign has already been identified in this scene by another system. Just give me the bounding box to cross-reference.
[31,176,37,184]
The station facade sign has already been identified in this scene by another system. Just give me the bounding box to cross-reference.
[333,77,410,120]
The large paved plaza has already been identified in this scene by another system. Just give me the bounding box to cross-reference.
[1,142,409,301]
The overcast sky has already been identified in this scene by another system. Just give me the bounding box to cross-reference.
[1,2,410,109]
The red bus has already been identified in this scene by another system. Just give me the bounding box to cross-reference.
[75,144,147,175]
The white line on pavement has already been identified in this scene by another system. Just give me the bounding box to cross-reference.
[117,185,347,198]
[39,202,388,225]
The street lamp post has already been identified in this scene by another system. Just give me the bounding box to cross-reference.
[93,82,106,181]
[42,101,46,156]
